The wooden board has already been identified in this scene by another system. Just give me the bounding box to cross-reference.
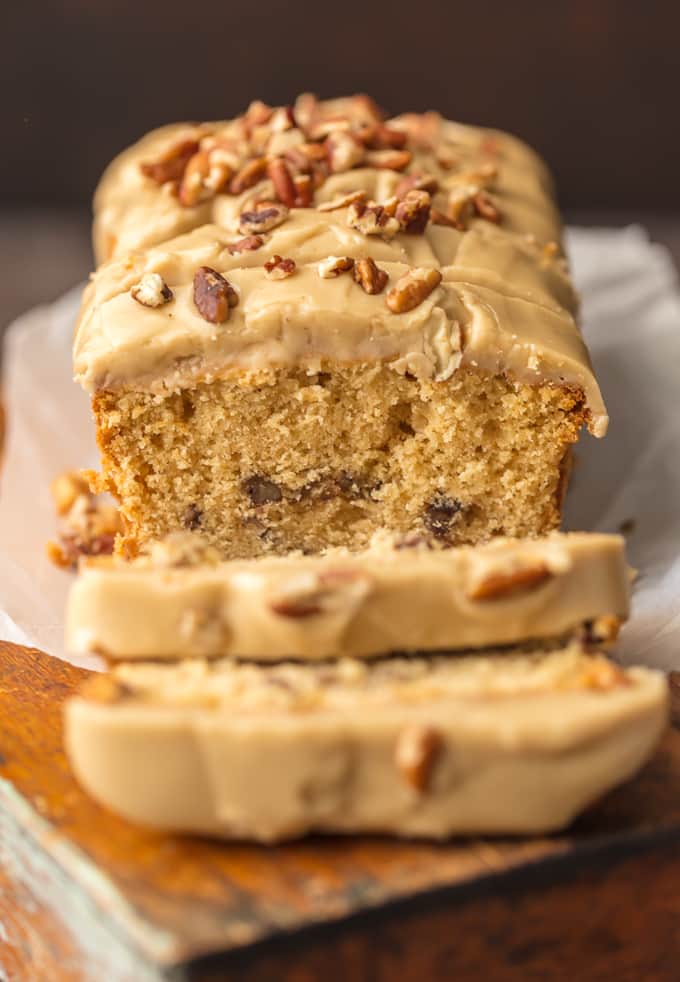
[1,641,680,981]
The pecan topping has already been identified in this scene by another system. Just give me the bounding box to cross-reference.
[140,138,200,185]
[264,255,296,279]
[318,256,355,278]
[178,149,211,207]
[293,173,314,207]
[242,475,283,506]
[423,493,461,538]
[193,266,238,324]
[228,234,264,255]
[395,172,439,198]
[395,190,431,233]
[47,472,122,571]
[395,725,443,793]
[317,189,366,212]
[466,562,552,601]
[353,257,389,294]
[239,205,289,234]
[229,156,268,195]
[386,267,442,313]
[360,123,408,150]
[446,186,476,229]
[131,272,174,308]
[473,190,502,223]
[267,157,298,208]
[365,149,412,171]
[347,199,400,238]
[269,569,370,618]
[326,131,365,173]
[430,208,458,228]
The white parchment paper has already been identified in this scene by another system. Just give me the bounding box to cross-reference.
[1,226,679,669]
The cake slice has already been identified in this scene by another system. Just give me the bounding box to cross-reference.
[65,643,667,841]
[66,532,629,662]
[75,94,606,559]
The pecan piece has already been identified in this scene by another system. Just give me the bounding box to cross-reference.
[183,504,203,531]
[131,272,174,308]
[473,190,502,223]
[269,568,370,618]
[293,173,314,207]
[347,199,400,238]
[317,189,366,212]
[365,149,412,171]
[466,562,553,601]
[423,492,461,538]
[267,157,297,208]
[447,186,477,229]
[395,172,439,198]
[239,205,289,234]
[229,156,268,195]
[242,475,283,505]
[353,257,389,295]
[228,234,264,255]
[386,267,442,313]
[361,123,408,150]
[430,208,458,228]
[395,190,431,233]
[264,254,296,279]
[318,256,354,278]
[193,266,238,324]
[395,725,443,793]
[140,138,199,185]
[326,131,365,173]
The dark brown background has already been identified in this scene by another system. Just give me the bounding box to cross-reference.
[2,1,679,326]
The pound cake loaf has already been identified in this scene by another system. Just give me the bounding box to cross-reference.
[66,532,628,662]
[76,94,607,559]
[65,643,667,841]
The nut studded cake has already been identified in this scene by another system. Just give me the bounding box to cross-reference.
[75,94,607,559]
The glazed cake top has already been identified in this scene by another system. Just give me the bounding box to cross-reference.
[76,94,607,434]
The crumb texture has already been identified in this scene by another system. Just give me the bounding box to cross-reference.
[95,365,585,559]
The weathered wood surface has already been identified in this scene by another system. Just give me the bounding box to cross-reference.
[1,640,679,981]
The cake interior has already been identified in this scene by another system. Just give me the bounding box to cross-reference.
[94,364,586,559]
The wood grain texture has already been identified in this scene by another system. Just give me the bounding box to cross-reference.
[0,643,679,981]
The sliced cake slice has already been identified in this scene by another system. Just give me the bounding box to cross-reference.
[65,643,667,841]
[66,532,629,662]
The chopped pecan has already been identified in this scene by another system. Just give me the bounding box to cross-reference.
[347,199,400,238]
[51,471,91,516]
[326,131,365,173]
[360,123,408,150]
[473,190,502,223]
[365,149,412,171]
[47,476,122,571]
[423,493,461,538]
[178,149,211,206]
[239,205,289,234]
[242,475,283,505]
[183,504,203,530]
[193,266,238,324]
[264,254,296,279]
[386,267,442,313]
[580,615,621,649]
[244,100,273,128]
[466,562,552,601]
[293,173,314,206]
[447,186,476,229]
[430,208,458,228]
[395,172,439,198]
[353,257,389,295]
[269,105,297,133]
[131,272,174,308]
[228,234,264,255]
[317,189,366,212]
[284,141,329,173]
[229,156,268,195]
[395,190,431,233]
[140,138,200,185]
[269,568,370,618]
[267,157,297,208]
[395,725,443,792]
[318,256,354,278]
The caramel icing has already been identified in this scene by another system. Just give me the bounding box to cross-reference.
[66,532,629,661]
[78,97,607,435]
